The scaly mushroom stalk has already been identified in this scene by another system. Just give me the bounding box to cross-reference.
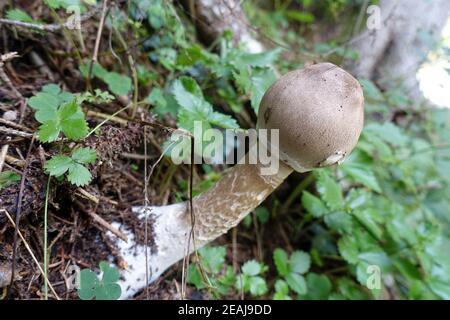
[115,63,364,299]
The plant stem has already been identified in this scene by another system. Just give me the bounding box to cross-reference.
[43,176,51,300]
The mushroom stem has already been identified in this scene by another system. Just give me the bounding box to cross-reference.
[118,153,293,299]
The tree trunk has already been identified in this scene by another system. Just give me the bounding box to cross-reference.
[346,0,450,102]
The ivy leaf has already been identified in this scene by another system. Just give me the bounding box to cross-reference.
[67,163,92,187]
[71,147,97,164]
[290,251,310,274]
[316,170,344,210]
[302,191,329,217]
[0,171,21,190]
[273,248,290,276]
[104,72,132,96]
[286,273,307,295]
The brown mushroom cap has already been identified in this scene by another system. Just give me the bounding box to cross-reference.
[257,62,364,172]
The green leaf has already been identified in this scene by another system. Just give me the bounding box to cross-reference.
[77,269,99,300]
[273,248,290,276]
[0,171,21,189]
[71,147,97,164]
[316,170,344,210]
[273,280,291,300]
[6,9,35,23]
[67,163,92,187]
[324,211,353,234]
[235,48,283,68]
[303,273,332,300]
[428,278,450,300]
[28,92,59,123]
[286,10,315,23]
[255,207,270,224]
[249,276,268,296]
[77,262,121,300]
[249,69,277,113]
[338,236,359,264]
[199,246,226,274]
[100,261,120,284]
[38,120,61,142]
[290,251,310,274]
[45,155,73,177]
[104,72,132,96]
[341,150,381,192]
[242,260,262,276]
[302,191,328,217]
[286,273,307,295]
[58,100,88,140]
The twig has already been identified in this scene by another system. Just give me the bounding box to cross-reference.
[86,110,128,125]
[5,155,25,167]
[113,26,139,118]
[0,52,22,98]
[0,125,33,138]
[0,6,102,32]
[0,144,8,172]
[9,134,35,295]
[75,201,128,242]
[1,209,60,300]
[87,210,128,242]
[87,0,110,88]
[0,117,33,132]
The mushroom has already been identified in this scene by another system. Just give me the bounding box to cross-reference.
[115,62,364,298]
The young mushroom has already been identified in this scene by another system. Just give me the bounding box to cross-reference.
[114,62,364,298]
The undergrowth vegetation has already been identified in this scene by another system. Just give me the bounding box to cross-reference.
[1,0,449,300]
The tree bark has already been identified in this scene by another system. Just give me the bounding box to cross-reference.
[347,0,450,102]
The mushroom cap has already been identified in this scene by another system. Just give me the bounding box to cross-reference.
[257,62,364,172]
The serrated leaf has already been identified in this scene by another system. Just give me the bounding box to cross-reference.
[316,170,344,210]
[67,163,92,186]
[290,251,310,274]
[6,9,35,23]
[273,248,290,276]
[338,236,359,264]
[302,191,329,217]
[58,100,88,140]
[286,273,307,295]
[324,211,353,234]
[242,260,261,276]
[303,273,332,300]
[28,93,59,123]
[71,147,97,164]
[45,155,73,177]
[199,246,226,274]
[38,120,61,142]
[104,72,132,96]
[341,150,381,192]
[249,276,268,296]
[249,69,277,113]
